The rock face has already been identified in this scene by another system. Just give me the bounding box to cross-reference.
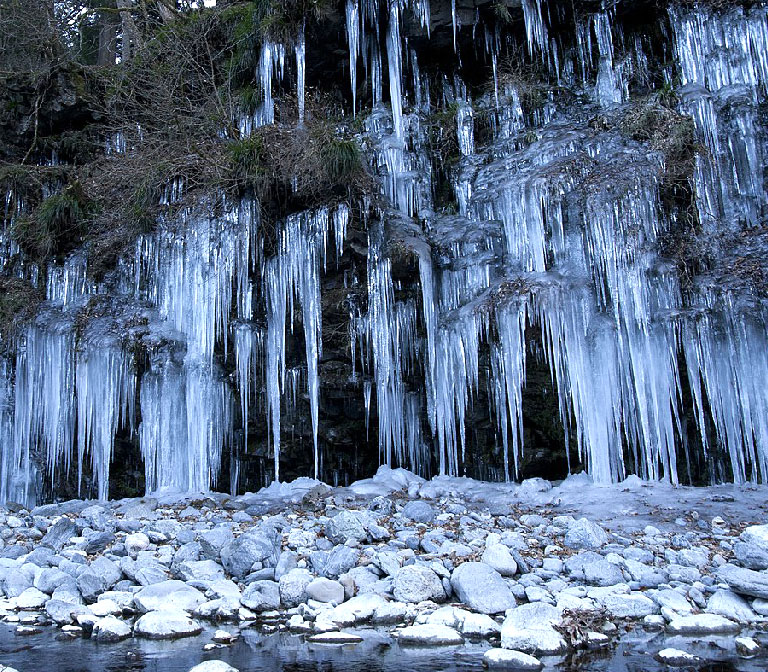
[134,609,203,639]
[451,563,516,614]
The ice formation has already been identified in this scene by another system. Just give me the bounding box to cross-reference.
[1,1,768,504]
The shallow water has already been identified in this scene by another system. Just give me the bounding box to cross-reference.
[1,624,766,672]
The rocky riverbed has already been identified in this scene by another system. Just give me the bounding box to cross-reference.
[0,467,768,671]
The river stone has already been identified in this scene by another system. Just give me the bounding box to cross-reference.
[92,615,131,642]
[178,560,226,583]
[45,599,90,625]
[461,612,501,637]
[330,593,388,625]
[482,544,518,577]
[655,649,701,666]
[188,662,239,672]
[135,609,203,639]
[564,519,609,550]
[397,624,463,645]
[666,614,740,634]
[124,532,150,557]
[241,580,281,611]
[16,587,48,610]
[600,592,658,619]
[134,580,205,613]
[451,562,516,614]
[500,603,566,656]
[484,649,543,671]
[41,518,77,551]
[34,568,71,595]
[198,527,234,560]
[393,565,445,603]
[323,545,359,579]
[734,525,768,570]
[84,532,115,555]
[717,564,768,599]
[325,511,368,545]
[77,557,122,601]
[279,568,312,607]
[706,589,757,623]
[220,529,278,579]
[583,559,624,587]
[401,500,435,523]
[306,577,345,604]
[308,631,364,644]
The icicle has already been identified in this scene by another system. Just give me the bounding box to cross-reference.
[386,1,404,139]
[346,0,360,114]
[296,23,306,125]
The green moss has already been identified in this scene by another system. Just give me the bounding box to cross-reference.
[323,138,363,183]
[12,184,90,260]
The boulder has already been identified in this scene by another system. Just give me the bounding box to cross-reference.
[706,590,757,623]
[482,544,518,577]
[451,562,516,614]
[564,519,608,550]
[41,518,77,551]
[483,649,543,671]
[134,580,205,613]
[278,569,312,607]
[500,603,567,656]
[134,609,203,639]
[396,624,463,645]
[306,578,345,604]
[220,529,278,579]
[666,614,740,634]
[393,565,445,603]
[325,511,368,545]
[401,501,435,523]
[717,564,768,600]
[240,580,281,611]
[92,616,132,642]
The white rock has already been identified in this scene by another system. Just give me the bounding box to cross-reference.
[655,648,701,666]
[125,532,150,556]
[92,616,131,642]
[91,599,120,617]
[735,637,760,656]
[308,631,364,644]
[601,592,659,618]
[330,594,387,625]
[371,600,408,624]
[134,609,203,639]
[482,545,518,577]
[134,581,205,613]
[212,630,237,643]
[500,603,567,655]
[666,614,740,635]
[187,662,239,672]
[16,588,48,610]
[396,624,463,645]
[460,612,500,637]
[483,648,543,670]
[706,590,757,623]
[306,578,345,605]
